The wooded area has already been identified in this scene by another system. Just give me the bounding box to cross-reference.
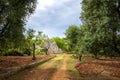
[65,0,120,59]
[0,0,120,80]
[0,0,37,56]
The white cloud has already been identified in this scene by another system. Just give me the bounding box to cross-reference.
[26,0,82,38]
[37,0,55,11]
[36,0,72,11]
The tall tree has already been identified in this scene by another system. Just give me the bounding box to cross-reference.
[65,25,79,52]
[0,0,37,53]
[80,0,120,57]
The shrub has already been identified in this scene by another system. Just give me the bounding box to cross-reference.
[23,48,31,55]
[4,48,23,56]
[36,49,45,55]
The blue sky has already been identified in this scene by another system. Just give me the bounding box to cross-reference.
[26,0,82,38]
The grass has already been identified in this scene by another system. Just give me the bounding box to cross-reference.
[66,54,80,79]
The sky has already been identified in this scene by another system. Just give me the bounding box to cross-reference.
[26,0,82,38]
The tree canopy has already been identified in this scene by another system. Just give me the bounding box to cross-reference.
[65,0,120,58]
[65,25,79,51]
[0,0,37,54]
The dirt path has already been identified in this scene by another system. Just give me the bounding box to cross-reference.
[22,59,57,80]
[7,54,120,80]
[8,54,71,80]
[50,55,70,80]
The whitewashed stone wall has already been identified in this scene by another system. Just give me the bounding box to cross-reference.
[44,36,63,54]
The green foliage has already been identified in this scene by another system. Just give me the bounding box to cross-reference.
[65,0,120,58]
[26,29,35,40]
[23,48,31,55]
[3,48,23,56]
[35,31,44,49]
[25,28,36,50]
[0,0,37,55]
[51,37,68,51]
[79,0,120,57]
[35,31,43,43]
[65,25,79,51]
[36,49,45,55]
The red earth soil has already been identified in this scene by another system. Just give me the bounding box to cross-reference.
[0,55,53,68]
[75,57,120,78]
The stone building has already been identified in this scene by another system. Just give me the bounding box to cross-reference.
[44,36,62,54]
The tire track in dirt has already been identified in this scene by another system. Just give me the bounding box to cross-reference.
[22,56,63,80]
[50,54,70,80]
[8,55,65,80]
[22,60,56,80]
